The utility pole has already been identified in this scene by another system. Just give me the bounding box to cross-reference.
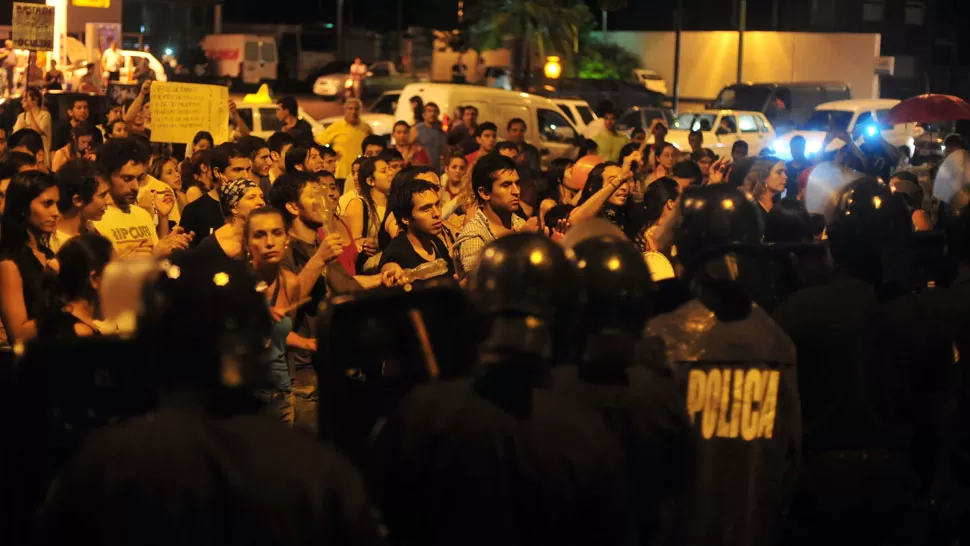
[336,0,344,58]
[737,0,746,83]
[673,0,682,112]
[602,10,608,41]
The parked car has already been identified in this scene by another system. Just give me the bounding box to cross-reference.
[313,60,411,101]
[633,69,668,96]
[712,82,851,135]
[321,90,401,137]
[616,106,676,137]
[397,82,584,169]
[670,109,776,156]
[551,97,598,137]
[768,98,921,161]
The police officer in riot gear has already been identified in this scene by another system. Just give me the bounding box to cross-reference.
[553,232,693,545]
[774,177,957,546]
[373,233,634,546]
[645,185,801,546]
[37,253,384,546]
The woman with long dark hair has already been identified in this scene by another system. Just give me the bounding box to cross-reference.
[192,130,214,152]
[51,124,97,172]
[180,149,214,204]
[575,159,640,239]
[344,156,391,272]
[635,177,681,280]
[537,157,576,231]
[0,170,60,344]
[38,233,113,339]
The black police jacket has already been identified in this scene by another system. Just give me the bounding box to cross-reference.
[372,366,636,546]
[550,361,694,545]
[37,407,384,546]
[645,299,802,546]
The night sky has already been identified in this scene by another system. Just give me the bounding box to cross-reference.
[222,0,667,32]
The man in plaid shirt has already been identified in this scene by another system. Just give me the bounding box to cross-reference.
[454,154,538,281]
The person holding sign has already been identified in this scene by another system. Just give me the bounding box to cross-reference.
[13,88,51,166]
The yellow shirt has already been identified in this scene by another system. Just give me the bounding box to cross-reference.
[315,119,372,179]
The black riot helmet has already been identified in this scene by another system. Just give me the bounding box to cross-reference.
[676,185,762,279]
[827,176,913,286]
[570,235,653,335]
[468,232,583,364]
[568,235,653,366]
[137,251,273,394]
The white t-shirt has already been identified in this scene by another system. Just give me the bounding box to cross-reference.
[92,205,159,258]
[102,48,124,72]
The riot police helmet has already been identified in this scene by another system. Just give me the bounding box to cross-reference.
[676,184,762,280]
[827,176,912,283]
[468,232,583,362]
[137,251,273,392]
[569,235,653,336]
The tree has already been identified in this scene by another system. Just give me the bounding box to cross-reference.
[577,39,641,81]
[468,0,592,88]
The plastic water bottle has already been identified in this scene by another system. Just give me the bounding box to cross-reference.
[397,259,449,285]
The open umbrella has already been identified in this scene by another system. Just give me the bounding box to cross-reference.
[886,94,970,125]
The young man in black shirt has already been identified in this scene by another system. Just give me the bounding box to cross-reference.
[379,169,454,282]
[179,143,251,246]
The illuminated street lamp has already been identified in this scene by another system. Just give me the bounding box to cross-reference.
[544,56,562,79]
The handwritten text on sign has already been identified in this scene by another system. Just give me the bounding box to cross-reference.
[12,3,55,51]
[150,82,229,145]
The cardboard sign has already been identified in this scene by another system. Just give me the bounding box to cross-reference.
[12,3,55,51]
[149,81,229,145]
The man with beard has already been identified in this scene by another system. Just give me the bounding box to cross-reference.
[92,138,190,258]
[238,136,273,199]
[269,171,357,432]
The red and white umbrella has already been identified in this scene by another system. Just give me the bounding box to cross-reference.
[886,94,970,125]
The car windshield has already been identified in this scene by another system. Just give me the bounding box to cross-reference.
[712,86,771,111]
[674,113,717,132]
[801,110,853,132]
[369,94,399,114]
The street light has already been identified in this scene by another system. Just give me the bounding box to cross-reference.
[544,56,562,79]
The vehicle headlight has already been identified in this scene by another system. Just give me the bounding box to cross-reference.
[344,78,354,88]
[772,139,789,153]
[806,141,822,155]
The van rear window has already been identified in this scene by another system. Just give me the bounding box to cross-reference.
[712,86,771,111]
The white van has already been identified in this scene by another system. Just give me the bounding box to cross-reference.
[396,83,581,169]
[201,34,278,85]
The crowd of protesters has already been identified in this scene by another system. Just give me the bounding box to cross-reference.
[3,83,970,546]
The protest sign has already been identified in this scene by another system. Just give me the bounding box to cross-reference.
[12,3,55,51]
[149,81,229,144]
